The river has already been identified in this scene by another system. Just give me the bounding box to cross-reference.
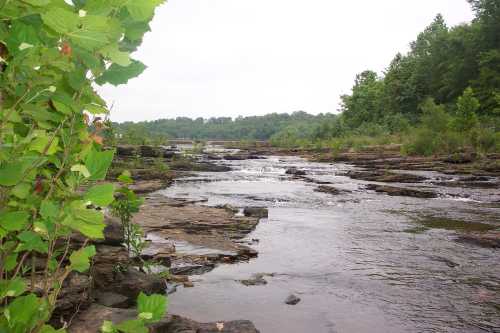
[157,151,500,333]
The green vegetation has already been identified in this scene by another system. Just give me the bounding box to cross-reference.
[0,0,166,332]
[114,0,499,156]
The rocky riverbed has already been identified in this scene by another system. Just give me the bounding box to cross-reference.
[63,144,499,332]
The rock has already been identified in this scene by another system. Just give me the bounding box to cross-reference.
[215,204,240,214]
[365,184,438,198]
[444,152,476,164]
[163,150,177,159]
[239,273,273,286]
[129,180,169,194]
[94,291,130,308]
[170,263,215,275]
[116,145,138,157]
[243,207,268,218]
[285,167,306,176]
[101,216,124,246]
[69,304,260,333]
[223,154,263,161]
[314,185,351,195]
[139,145,163,158]
[50,273,92,327]
[183,281,194,288]
[93,246,166,304]
[169,275,189,283]
[456,231,500,248]
[344,170,427,183]
[285,294,301,305]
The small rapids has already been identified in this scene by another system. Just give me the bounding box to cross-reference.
[158,154,500,333]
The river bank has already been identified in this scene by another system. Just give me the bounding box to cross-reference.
[65,143,499,332]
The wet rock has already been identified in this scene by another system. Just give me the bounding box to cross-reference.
[223,154,263,161]
[183,281,194,288]
[239,273,273,286]
[100,216,124,246]
[169,275,189,283]
[428,255,460,268]
[215,203,240,214]
[129,180,170,194]
[50,273,92,327]
[285,167,306,176]
[163,150,177,159]
[444,152,476,164]
[93,246,166,303]
[170,263,215,275]
[116,145,138,157]
[94,291,130,308]
[69,305,260,333]
[365,184,438,198]
[456,231,500,249]
[139,145,163,158]
[314,185,351,195]
[243,207,268,218]
[344,170,427,183]
[285,294,301,305]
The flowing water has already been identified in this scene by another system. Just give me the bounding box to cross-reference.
[158,152,500,333]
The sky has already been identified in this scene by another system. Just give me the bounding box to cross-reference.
[100,0,475,123]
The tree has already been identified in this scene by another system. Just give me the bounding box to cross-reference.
[454,87,480,132]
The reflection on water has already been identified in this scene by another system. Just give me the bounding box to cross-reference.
[158,155,500,333]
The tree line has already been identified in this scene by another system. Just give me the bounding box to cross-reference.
[114,0,499,155]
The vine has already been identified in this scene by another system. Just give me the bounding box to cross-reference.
[0,0,166,332]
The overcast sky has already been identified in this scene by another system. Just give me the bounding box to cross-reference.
[100,0,474,123]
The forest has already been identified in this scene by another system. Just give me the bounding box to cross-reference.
[114,0,500,156]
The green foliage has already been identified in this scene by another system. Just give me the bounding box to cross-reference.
[111,171,145,261]
[454,87,480,132]
[101,293,167,333]
[0,0,164,331]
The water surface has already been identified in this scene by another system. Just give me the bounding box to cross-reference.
[159,154,500,333]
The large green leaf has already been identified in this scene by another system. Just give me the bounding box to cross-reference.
[0,211,30,232]
[95,60,146,86]
[115,319,148,333]
[4,294,41,328]
[40,200,59,220]
[21,0,51,6]
[30,134,60,155]
[69,245,96,272]
[84,148,115,181]
[41,7,78,34]
[63,200,105,239]
[0,278,26,299]
[0,158,34,187]
[100,43,131,66]
[16,231,48,253]
[126,0,164,22]
[84,183,115,206]
[5,21,40,54]
[137,293,168,323]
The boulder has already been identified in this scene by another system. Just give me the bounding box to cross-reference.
[285,294,301,305]
[50,273,92,327]
[94,291,130,308]
[139,145,163,158]
[344,170,427,183]
[69,304,260,333]
[243,207,268,218]
[365,184,437,199]
[285,167,306,176]
[444,153,476,164]
[100,216,124,246]
[116,145,138,157]
[314,185,351,195]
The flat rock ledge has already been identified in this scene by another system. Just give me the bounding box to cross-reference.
[69,304,260,333]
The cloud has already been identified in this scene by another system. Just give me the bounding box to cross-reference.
[99,0,474,122]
